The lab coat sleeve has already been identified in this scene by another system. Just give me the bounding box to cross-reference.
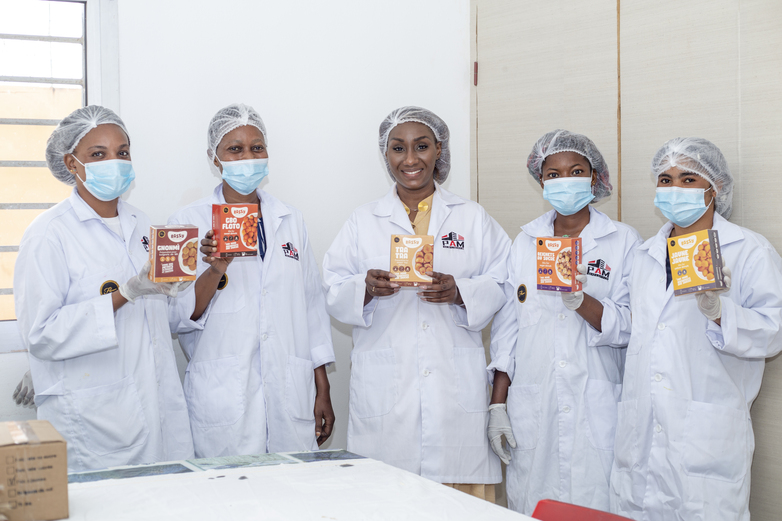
[451,210,511,331]
[14,232,118,361]
[323,216,376,327]
[488,245,519,384]
[301,222,336,367]
[587,232,642,348]
[705,244,782,358]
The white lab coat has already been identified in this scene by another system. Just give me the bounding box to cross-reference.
[610,213,782,521]
[168,184,335,458]
[14,189,193,472]
[490,207,641,514]
[322,184,509,483]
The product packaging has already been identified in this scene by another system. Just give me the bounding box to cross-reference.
[667,229,727,296]
[0,420,69,521]
[390,235,434,287]
[148,225,199,282]
[211,204,259,257]
[536,237,582,292]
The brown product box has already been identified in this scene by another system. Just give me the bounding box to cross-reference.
[0,420,68,521]
[667,229,727,296]
[536,237,583,293]
[211,204,259,257]
[148,225,200,283]
[390,235,434,287]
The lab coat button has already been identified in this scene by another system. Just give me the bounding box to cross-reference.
[423,369,430,376]
[262,290,267,296]
[657,323,666,330]
[563,405,571,413]
[655,373,662,382]
[659,275,665,283]
[558,314,565,320]
[422,322,428,330]
[559,360,567,368]
[262,334,268,341]
[656,424,663,433]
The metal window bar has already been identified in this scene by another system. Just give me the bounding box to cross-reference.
[0,75,83,86]
[0,118,61,126]
[0,33,83,45]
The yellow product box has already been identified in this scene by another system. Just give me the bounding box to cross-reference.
[667,229,727,296]
[390,235,434,287]
[0,420,69,521]
[536,237,582,293]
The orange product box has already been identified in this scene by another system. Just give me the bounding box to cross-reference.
[211,204,259,258]
[536,237,582,292]
[148,225,199,283]
[667,229,727,296]
[390,235,434,287]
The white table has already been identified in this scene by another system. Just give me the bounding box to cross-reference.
[63,452,533,520]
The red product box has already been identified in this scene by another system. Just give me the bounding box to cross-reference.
[148,225,199,283]
[211,204,259,257]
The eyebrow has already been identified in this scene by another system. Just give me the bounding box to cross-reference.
[87,145,107,150]
[546,163,586,171]
[390,136,432,143]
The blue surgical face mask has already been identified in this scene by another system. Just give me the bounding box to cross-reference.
[217,157,269,195]
[74,157,135,201]
[654,186,713,228]
[542,177,595,216]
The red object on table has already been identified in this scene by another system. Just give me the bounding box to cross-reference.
[532,500,633,521]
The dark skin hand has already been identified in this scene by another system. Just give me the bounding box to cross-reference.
[419,271,463,305]
[314,365,335,445]
[490,371,511,405]
[540,151,603,331]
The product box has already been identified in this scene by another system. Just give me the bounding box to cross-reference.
[536,237,582,292]
[211,204,259,258]
[667,229,727,296]
[148,225,199,283]
[0,420,69,521]
[390,235,434,287]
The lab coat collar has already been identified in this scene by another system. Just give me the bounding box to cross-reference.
[210,183,291,233]
[68,188,138,247]
[520,206,615,238]
[373,183,463,234]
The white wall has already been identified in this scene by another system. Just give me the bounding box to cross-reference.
[0,0,472,449]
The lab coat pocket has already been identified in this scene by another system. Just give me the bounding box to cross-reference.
[454,347,490,413]
[351,349,397,418]
[613,399,638,470]
[185,356,244,427]
[683,401,749,483]
[506,384,541,450]
[285,355,316,421]
[71,376,149,456]
[584,379,622,451]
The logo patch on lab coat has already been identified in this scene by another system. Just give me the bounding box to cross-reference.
[441,232,464,250]
[517,284,527,303]
[217,273,228,290]
[586,259,611,281]
[141,235,149,252]
[282,242,299,261]
[100,280,119,295]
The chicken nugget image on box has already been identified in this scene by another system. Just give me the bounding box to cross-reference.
[390,235,434,287]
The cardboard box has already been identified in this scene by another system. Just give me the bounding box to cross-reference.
[390,235,434,287]
[536,237,582,292]
[0,420,68,521]
[148,225,199,283]
[211,204,259,258]
[668,229,727,296]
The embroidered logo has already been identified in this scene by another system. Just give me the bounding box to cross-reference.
[282,242,299,261]
[100,280,119,295]
[586,259,611,281]
[441,232,464,250]
[517,284,527,303]
[141,235,150,252]
[217,273,228,290]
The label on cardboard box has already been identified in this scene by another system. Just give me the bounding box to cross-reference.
[391,235,434,287]
[212,204,259,257]
[668,229,727,296]
[536,237,582,292]
[149,225,199,283]
[0,420,69,521]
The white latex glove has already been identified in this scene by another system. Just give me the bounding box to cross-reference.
[696,266,732,321]
[119,261,191,303]
[488,403,516,465]
[12,371,35,408]
[561,264,588,311]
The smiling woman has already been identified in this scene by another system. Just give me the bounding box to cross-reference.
[322,106,511,503]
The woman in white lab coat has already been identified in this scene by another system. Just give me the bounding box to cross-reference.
[14,106,194,472]
[489,130,641,514]
[322,106,510,501]
[168,104,335,458]
[609,138,782,521]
